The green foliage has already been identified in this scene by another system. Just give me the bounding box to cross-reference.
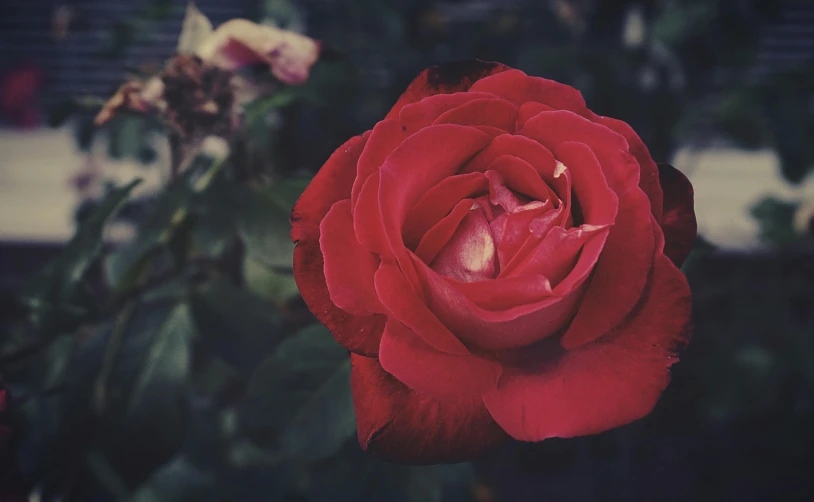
[751,196,799,247]
[20,180,141,335]
[240,324,355,459]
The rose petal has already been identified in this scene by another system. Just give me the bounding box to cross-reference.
[351,119,411,210]
[553,141,619,226]
[485,156,559,206]
[353,171,390,255]
[516,101,554,129]
[378,124,493,290]
[463,135,571,215]
[385,60,511,120]
[432,97,519,132]
[469,69,589,115]
[491,201,553,270]
[501,225,609,285]
[593,113,664,221]
[378,319,501,398]
[430,207,497,282]
[559,189,656,350]
[399,92,505,130]
[520,110,639,197]
[404,172,487,250]
[374,262,470,355]
[412,257,585,351]
[351,353,509,464]
[292,133,385,356]
[415,198,475,264]
[483,252,692,441]
[320,200,383,315]
[658,164,697,268]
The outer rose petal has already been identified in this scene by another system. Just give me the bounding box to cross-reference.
[292,134,385,356]
[385,60,512,120]
[350,354,510,464]
[559,189,656,350]
[378,319,501,398]
[483,252,692,441]
[658,164,697,268]
[320,200,383,315]
[469,69,589,116]
[592,113,664,221]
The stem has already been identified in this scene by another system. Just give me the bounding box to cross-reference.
[168,131,184,181]
[93,301,138,414]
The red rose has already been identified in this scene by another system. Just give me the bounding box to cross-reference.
[291,60,696,464]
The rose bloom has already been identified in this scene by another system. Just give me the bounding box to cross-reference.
[291,60,696,464]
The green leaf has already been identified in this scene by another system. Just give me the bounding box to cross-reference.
[236,184,297,269]
[240,324,355,459]
[60,298,193,487]
[105,152,226,291]
[189,280,284,372]
[266,177,311,212]
[242,254,299,305]
[751,196,799,247]
[243,90,299,129]
[126,303,193,417]
[21,180,141,334]
[128,456,215,502]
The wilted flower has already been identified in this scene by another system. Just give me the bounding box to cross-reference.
[95,2,319,136]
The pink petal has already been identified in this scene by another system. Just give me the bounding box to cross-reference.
[430,207,497,282]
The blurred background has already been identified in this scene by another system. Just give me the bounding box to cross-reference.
[0,0,813,501]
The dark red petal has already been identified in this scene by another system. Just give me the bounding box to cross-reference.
[463,135,571,217]
[412,256,584,351]
[385,60,512,120]
[292,134,385,356]
[404,172,487,250]
[658,163,697,268]
[398,92,499,130]
[320,200,383,315]
[593,113,664,221]
[559,189,656,350]
[469,70,589,116]
[483,252,692,442]
[520,110,639,197]
[432,97,519,132]
[378,319,501,398]
[351,119,410,210]
[378,124,493,290]
[353,171,390,255]
[502,224,610,285]
[553,141,619,226]
[374,262,470,355]
[351,353,510,464]
[485,156,558,205]
[516,101,555,129]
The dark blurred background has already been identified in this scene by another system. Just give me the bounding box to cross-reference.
[1,1,813,501]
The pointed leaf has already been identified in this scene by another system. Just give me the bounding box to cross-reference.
[189,280,284,373]
[240,324,355,459]
[21,180,141,334]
